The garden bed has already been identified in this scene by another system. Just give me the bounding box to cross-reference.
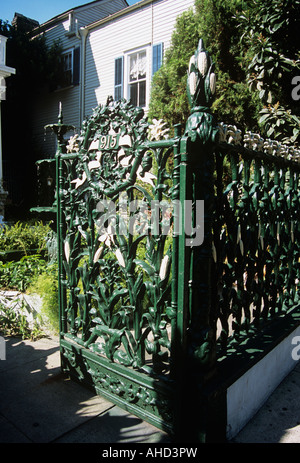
[0,221,59,339]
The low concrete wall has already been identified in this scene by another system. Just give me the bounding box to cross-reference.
[226,324,300,440]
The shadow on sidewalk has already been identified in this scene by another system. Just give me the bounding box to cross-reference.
[0,335,170,444]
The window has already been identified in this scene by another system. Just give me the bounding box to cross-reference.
[128,50,147,108]
[63,50,73,86]
[114,43,164,108]
[61,47,80,88]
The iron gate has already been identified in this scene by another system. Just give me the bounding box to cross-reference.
[56,102,181,433]
[54,39,218,439]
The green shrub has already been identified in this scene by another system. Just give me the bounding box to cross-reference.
[0,302,44,340]
[0,221,52,256]
[0,221,59,335]
[0,255,47,292]
[28,263,59,333]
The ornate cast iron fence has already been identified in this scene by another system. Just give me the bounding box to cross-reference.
[213,125,300,352]
[51,39,300,442]
[55,97,184,434]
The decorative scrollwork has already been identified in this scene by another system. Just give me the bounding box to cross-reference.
[187,38,216,110]
[213,140,300,349]
[185,39,218,149]
[59,98,175,377]
[217,122,300,163]
[218,123,242,145]
[243,131,264,151]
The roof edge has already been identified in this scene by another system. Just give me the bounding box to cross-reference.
[30,0,129,36]
[85,0,155,32]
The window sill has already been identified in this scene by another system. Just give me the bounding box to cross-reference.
[65,30,76,38]
[53,84,75,93]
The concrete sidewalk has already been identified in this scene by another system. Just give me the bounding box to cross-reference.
[0,334,299,444]
[0,335,170,444]
[232,358,300,443]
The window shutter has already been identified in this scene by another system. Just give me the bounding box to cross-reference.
[73,47,80,85]
[152,43,163,76]
[114,56,124,100]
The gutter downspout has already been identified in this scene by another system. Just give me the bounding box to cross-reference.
[79,27,88,126]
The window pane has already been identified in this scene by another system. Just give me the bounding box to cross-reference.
[114,57,123,100]
[139,81,146,107]
[129,54,138,82]
[129,83,138,106]
[128,49,147,107]
[138,51,146,79]
[64,52,72,72]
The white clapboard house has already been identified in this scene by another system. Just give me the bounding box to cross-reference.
[30,0,195,157]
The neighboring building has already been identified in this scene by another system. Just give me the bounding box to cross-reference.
[11,13,39,31]
[30,0,195,158]
[30,0,129,157]
[0,35,16,222]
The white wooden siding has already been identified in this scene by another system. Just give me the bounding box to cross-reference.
[43,0,127,49]
[85,0,195,115]
[32,0,126,156]
[75,0,127,28]
[32,0,195,157]
[152,0,195,49]
[32,86,81,157]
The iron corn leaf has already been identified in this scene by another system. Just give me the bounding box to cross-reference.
[129,235,147,261]
[91,316,107,327]
[77,224,90,243]
[89,294,110,325]
[114,331,137,364]
[131,184,153,205]
[153,183,168,195]
[126,329,138,354]
[157,285,171,307]
[76,262,90,288]
[94,276,109,306]
[110,309,129,329]
[133,272,145,299]
[133,259,155,277]
[141,311,155,329]
[144,339,156,354]
[108,288,129,312]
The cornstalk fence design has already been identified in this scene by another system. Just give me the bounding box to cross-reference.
[48,39,300,442]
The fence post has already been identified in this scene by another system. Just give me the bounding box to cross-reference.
[45,104,75,337]
[175,39,219,442]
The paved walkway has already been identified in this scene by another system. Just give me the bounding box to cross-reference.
[0,334,299,444]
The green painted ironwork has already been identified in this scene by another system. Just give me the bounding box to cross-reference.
[213,126,300,351]
[53,96,182,432]
[49,38,300,441]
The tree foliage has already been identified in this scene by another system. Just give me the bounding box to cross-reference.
[0,19,62,217]
[148,0,300,145]
[148,9,199,129]
[0,20,62,102]
[238,0,300,144]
